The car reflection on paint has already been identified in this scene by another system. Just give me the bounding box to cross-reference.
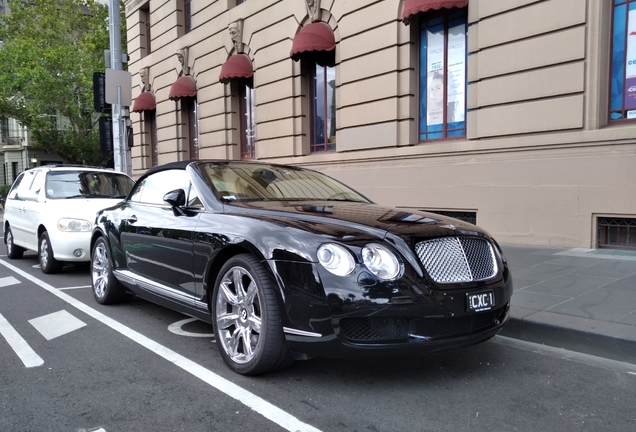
[90,160,513,375]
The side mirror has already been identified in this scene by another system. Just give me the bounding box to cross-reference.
[163,189,186,207]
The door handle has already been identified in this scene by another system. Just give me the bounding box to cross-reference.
[126,215,138,224]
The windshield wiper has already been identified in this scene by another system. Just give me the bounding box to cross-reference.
[64,194,111,199]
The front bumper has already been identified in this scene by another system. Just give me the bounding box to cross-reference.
[287,307,510,359]
[272,259,513,359]
[47,230,92,262]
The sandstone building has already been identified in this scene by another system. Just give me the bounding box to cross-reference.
[124,0,636,249]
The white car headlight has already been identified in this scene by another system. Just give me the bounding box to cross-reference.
[317,243,355,277]
[58,218,92,232]
[362,243,401,280]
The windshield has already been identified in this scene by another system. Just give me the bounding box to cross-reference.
[45,170,135,199]
[201,163,370,203]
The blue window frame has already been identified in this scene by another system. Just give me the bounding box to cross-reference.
[610,0,636,122]
[419,9,467,141]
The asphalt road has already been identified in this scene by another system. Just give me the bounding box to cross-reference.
[1,251,635,432]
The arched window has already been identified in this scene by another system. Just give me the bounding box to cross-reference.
[239,84,256,159]
[290,22,337,153]
[185,98,199,160]
[307,55,336,152]
[418,9,467,141]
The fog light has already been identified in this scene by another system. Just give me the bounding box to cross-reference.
[73,249,83,257]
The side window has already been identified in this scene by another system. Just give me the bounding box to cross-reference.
[7,172,26,200]
[9,171,36,199]
[128,177,147,203]
[136,169,191,205]
[187,183,202,207]
[30,171,45,194]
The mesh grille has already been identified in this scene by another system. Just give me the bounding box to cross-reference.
[340,312,500,342]
[415,237,497,283]
[340,317,410,342]
[432,311,497,337]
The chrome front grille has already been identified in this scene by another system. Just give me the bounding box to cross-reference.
[414,237,497,283]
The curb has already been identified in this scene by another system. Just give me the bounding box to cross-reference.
[500,317,636,366]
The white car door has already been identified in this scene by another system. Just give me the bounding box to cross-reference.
[20,170,46,252]
[5,170,37,247]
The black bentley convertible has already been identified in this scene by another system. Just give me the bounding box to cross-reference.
[90,160,513,375]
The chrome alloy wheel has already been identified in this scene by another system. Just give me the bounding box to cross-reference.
[6,230,14,255]
[39,236,50,269]
[215,266,262,365]
[91,241,110,300]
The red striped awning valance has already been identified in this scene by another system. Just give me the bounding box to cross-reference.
[168,75,197,100]
[402,0,468,24]
[290,22,336,62]
[219,54,254,83]
[131,91,156,112]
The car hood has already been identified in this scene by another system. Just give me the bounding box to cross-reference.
[44,198,125,222]
[223,200,488,241]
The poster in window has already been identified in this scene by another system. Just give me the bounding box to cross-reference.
[446,22,466,123]
[625,9,636,110]
[426,27,445,127]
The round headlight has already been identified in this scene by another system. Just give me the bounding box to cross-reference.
[58,218,92,232]
[317,243,355,277]
[362,244,401,280]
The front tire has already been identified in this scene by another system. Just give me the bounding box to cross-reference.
[39,232,63,274]
[91,237,129,304]
[5,227,24,259]
[212,254,293,375]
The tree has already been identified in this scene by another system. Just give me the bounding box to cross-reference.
[0,0,122,166]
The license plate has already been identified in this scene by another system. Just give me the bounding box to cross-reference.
[466,291,495,312]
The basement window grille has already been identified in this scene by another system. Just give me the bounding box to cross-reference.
[598,217,636,250]
[427,210,477,225]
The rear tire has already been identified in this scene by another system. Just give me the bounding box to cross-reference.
[212,254,293,375]
[91,237,129,304]
[5,227,24,259]
[39,232,63,274]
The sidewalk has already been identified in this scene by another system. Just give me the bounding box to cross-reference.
[499,244,636,365]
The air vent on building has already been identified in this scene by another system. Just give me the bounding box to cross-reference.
[426,210,477,226]
[598,217,636,250]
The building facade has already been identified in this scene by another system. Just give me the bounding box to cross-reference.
[0,116,62,186]
[124,0,636,249]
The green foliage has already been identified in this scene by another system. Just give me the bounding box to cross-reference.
[0,0,125,166]
[0,184,11,198]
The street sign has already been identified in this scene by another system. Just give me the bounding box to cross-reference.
[105,68,132,106]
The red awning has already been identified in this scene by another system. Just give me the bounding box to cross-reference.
[290,22,336,62]
[402,0,468,24]
[219,54,254,83]
[168,75,197,100]
[131,91,156,112]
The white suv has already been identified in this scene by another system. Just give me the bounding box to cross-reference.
[3,165,134,273]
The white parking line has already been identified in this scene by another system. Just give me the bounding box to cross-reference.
[0,258,322,432]
[0,312,44,368]
[168,318,215,338]
[0,276,20,287]
[29,310,87,340]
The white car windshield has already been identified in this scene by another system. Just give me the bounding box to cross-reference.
[45,171,134,199]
